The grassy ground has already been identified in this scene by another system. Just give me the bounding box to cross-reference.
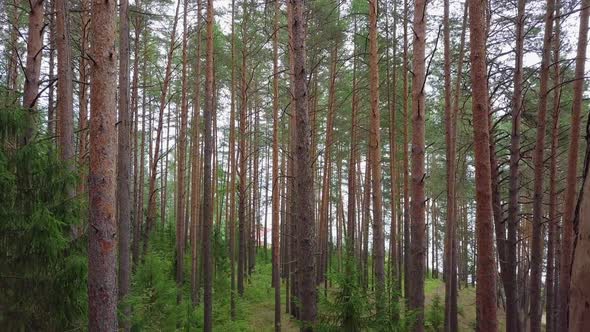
[235,258,505,331]
[424,277,506,331]
[240,262,299,331]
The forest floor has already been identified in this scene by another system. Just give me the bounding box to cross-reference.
[242,259,506,331]
[424,278,506,331]
[238,258,299,331]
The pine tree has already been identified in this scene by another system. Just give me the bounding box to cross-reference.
[87,0,118,327]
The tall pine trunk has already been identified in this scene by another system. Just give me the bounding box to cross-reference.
[408,0,427,327]
[228,0,237,316]
[387,0,399,293]
[78,0,90,195]
[368,0,385,314]
[545,4,562,330]
[443,0,460,329]
[202,0,215,329]
[238,0,249,296]
[291,0,316,328]
[22,0,45,143]
[143,0,181,256]
[564,0,590,328]
[529,0,555,329]
[505,1,525,331]
[469,0,498,329]
[402,0,411,299]
[271,0,281,329]
[190,0,203,307]
[116,0,131,328]
[175,0,190,303]
[318,41,338,285]
[88,0,118,328]
[55,0,74,167]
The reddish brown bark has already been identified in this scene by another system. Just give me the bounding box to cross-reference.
[505,1,525,331]
[130,1,142,256]
[570,156,590,329]
[318,42,338,285]
[402,0,411,300]
[55,0,74,166]
[290,0,316,328]
[447,4,467,328]
[347,16,358,263]
[387,0,399,292]
[116,0,131,327]
[286,0,299,318]
[88,0,118,328]
[238,0,249,296]
[545,3,561,330]
[47,0,55,137]
[368,0,385,314]
[175,0,190,303]
[190,0,203,307]
[529,0,555,329]
[272,0,281,329]
[443,0,461,329]
[228,0,236,316]
[6,0,20,101]
[78,0,90,195]
[362,154,371,288]
[408,0,427,327]
[469,0,498,329]
[251,101,260,273]
[564,0,590,329]
[203,0,215,329]
[558,0,590,326]
[22,0,45,143]
[133,29,149,270]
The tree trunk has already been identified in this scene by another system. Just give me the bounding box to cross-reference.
[56,0,74,168]
[287,0,299,319]
[143,0,181,256]
[202,0,215,330]
[131,3,142,262]
[88,0,118,328]
[505,1,525,331]
[387,0,399,294]
[468,0,498,329]
[290,0,316,328]
[175,0,190,304]
[47,0,55,137]
[22,0,45,143]
[251,100,259,274]
[564,0,590,329]
[318,41,338,285]
[347,16,358,264]
[368,0,385,315]
[362,155,371,289]
[228,0,236,316]
[443,1,460,329]
[116,0,131,328]
[272,0,281,329]
[448,3,467,329]
[529,0,555,329]
[402,0,411,300]
[408,0,427,327]
[133,30,149,270]
[545,4,561,330]
[161,105,171,225]
[238,0,249,296]
[78,0,90,195]
[6,0,20,104]
[191,0,203,307]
